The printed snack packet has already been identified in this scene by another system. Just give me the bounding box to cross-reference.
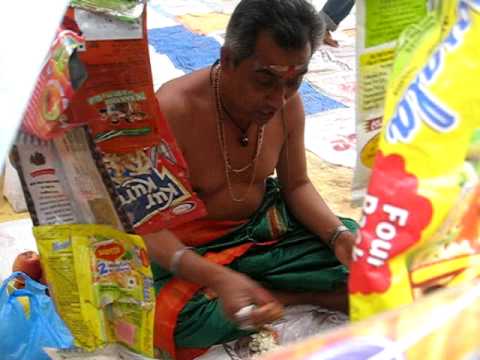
[349,0,480,321]
[21,22,87,140]
[35,224,155,357]
[13,127,128,230]
[351,0,428,204]
[100,129,207,235]
[67,6,162,153]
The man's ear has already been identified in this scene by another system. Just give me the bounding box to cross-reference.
[220,46,234,70]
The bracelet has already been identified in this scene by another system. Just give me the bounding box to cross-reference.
[170,247,194,275]
[327,224,350,250]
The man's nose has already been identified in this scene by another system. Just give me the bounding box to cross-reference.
[267,83,287,109]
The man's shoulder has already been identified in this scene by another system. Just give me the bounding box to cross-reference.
[155,69,210,120]
[155,75,190,119]
[283,93,305,128]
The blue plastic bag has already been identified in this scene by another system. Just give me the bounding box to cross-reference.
[0,272,74,360]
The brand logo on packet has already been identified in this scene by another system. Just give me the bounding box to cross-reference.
[30,152,46,165]
[116,166,190,228]
[52,240,71,252]
[95,242,125,261]
[385,0,477,144]
[30,168,56,177]
[350,152,433,293]
[29,151,56,177]
[172,202,196,215]
[88,90,146,106]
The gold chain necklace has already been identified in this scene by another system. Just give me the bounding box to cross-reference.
[220,101,251,147]
[213,66,265,173]
[213,65,265,202]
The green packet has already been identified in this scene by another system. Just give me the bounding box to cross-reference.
[70,0,144,23]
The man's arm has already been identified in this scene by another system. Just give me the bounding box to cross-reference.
[143,229,283,325]
[143,229,229,290]
[276,95,355,266]
[152,86,231,288]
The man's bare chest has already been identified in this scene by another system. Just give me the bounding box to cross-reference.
[179,120,284,195]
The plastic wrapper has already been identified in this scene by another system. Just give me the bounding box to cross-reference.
[13,127,128,230]
[16,5,206,233]
[70,0,144,23]
[260,281,480,360]
[349,0,480,320]
[100,136,207,235]
[21,22,87,140]
[35,224,155,357]
[14,123,205,235]
[0,272,74,360]
[67,6,163,153]
[352,0,428,204]
[196,306,348,360]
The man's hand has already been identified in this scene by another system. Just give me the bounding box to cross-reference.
[210,270,284,328]
[333,230,357,267]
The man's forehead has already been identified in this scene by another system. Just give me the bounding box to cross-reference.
[253,60,309,79]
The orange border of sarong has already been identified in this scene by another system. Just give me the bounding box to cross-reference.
[154,218,250,359]
[154,243,254,359]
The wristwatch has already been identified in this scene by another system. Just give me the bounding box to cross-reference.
[327,224,350,250]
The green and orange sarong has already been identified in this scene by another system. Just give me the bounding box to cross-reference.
[151,178,357,359]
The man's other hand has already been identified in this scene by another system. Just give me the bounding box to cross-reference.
[211,270,284,328]
[334,230,357,267]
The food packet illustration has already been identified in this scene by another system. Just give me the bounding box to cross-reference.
[21,21,86,140]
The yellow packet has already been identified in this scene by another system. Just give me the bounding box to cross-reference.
[349,0,480,320]
[35,224,154,357]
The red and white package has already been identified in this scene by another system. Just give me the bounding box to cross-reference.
[21,22,86,140]
[101,121,207,234]
[68,6,162,153]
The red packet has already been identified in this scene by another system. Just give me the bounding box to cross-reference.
[69,6,162,153]
[101,141,206,235]
[21,24,86,140]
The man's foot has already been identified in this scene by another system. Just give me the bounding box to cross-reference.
[323,30,339,47]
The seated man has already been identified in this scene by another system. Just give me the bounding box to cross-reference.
[147,0,357,358]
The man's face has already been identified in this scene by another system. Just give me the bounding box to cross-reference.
[223,31,311,125]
